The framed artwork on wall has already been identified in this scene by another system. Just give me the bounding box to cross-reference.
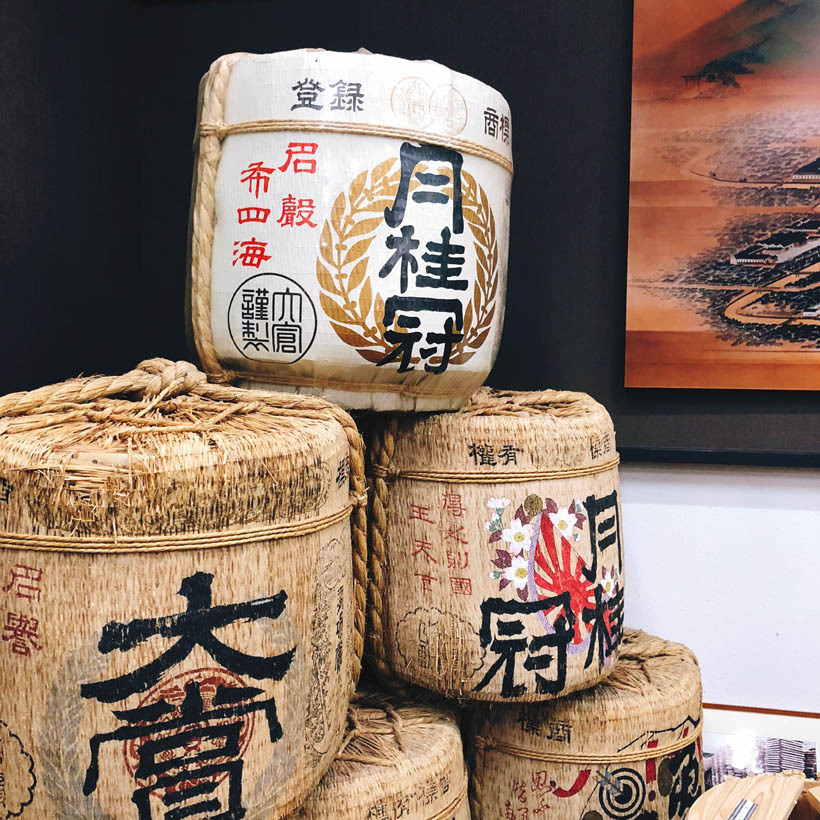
[626,0,820,391]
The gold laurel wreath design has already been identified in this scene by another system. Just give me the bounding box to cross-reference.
[316,157,498,366]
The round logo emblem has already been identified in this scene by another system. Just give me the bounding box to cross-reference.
[228,273,317,363]
[316,157,498,370]
[122,667,256,798]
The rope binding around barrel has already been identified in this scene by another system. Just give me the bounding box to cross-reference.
[0,357,369,682]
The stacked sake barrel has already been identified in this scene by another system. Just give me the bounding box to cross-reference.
[182,43,705,820]
[0,358,367,819]
[0,44,707,820]
[365,388,705,820]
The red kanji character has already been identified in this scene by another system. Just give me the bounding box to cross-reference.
[240,161,275,198]
[447,550,469,570]
[415,573,437,595]
[232,237,272,268]
[512,779,527,804]
[2,564,42,601]
[237,206,271,224]
[444,524,469,545]
[296,198,317,226]
[276,195,317,228]
[449,577,472,596]
[441,491,464,517]
[279,142,318,174]
[412,539,437,564]
[2,612,42,656]
[409,504,434,524]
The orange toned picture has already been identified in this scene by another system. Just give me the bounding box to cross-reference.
[626,0,820,389]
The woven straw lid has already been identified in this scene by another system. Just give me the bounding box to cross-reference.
[0,358,369,539]
[472,630,702,758]
[291,689,469,820]
[384,388,617,476]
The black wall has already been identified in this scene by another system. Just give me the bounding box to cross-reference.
[2,1,815,459]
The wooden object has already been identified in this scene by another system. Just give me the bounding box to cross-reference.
[0,358,367,820]
[368,387,624,700]
[188,48,513,411]
[805,785,820,816]
[466,629,704,820]
[289,689,470,820]
[688,774,806,820]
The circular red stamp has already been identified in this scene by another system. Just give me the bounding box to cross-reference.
[122,667,256,798]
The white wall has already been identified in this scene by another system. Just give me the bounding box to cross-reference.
[620,462,820,714]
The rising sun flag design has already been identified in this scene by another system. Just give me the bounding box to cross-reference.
[531,510,598,645]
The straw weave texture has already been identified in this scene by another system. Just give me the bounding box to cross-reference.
[368,388,624,702]
[468,629,704,820]
[290,689,470,820]
[0,358,367,819]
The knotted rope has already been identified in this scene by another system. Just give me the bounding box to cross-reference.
[0,357,369,684]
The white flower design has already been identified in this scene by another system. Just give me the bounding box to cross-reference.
[487,497,511,511]
[600,567,619,599]
[548,506,578,539]
[503,555,530,590]
[501,518,532,555]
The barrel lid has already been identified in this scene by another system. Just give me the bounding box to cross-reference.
[475,630,702,759]
[388,388,617,476]
[210,48,513,172]
[0,359,360,539]
[295,689,467,819]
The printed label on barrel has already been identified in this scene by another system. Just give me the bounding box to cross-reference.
[77,570,298,819]
[1,528,352,819]
[207,52,512,396]
[483,716,703,820]
[387,477,624,699]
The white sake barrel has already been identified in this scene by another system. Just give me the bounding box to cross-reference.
[189,48,512,411]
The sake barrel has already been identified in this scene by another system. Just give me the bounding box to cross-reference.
[290,689,470,820]
[368,388,624,701]
[0,358,366,820]
[188,48,512,412]
[467,630,704,820]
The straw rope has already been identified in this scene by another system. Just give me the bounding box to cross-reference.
[0,357,369,683]
[367,415,400,687]
[199,118,514,174]
[369,456,620,484]
[470,723,703,765]
[191,53,245,383]
[0,504,355,554]
[462,388,605,417]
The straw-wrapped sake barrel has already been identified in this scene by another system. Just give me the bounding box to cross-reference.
[188,48,512,411]
[467,630,704,820]
[0,359,366,820]
[368,388,624,701]
[290,689,470,820]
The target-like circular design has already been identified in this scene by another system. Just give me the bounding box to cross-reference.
[598,768,647,820]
